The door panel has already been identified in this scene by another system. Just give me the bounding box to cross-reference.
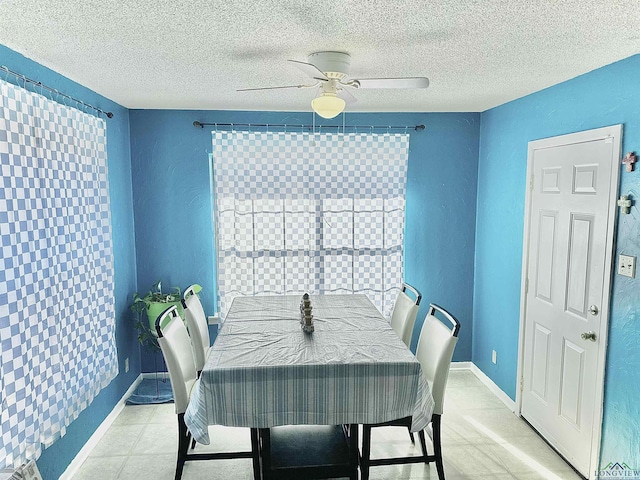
[566,214,592,316]
[573,164,598,194]
[542,167,561,193]
[520,125,621,477]
[531,324,551,401]
[535,211,557,302]
[559,339,584,426]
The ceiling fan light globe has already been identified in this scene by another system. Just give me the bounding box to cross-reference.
[311,93,346,119]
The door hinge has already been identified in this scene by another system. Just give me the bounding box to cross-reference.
[525,278,529,294]
[529,175,534,191]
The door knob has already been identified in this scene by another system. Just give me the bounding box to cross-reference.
[588,305,599,315]
[581,331,597,342]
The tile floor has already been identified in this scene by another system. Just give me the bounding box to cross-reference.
[71,370,582,479]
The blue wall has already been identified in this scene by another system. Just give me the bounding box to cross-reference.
[129,110,480,371]
[474,54,640,467]
[0,46,139,478]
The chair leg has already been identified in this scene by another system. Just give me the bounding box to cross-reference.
[408,426,415,444]
[176,414,190,480]
[361,424,371,480]
[432,415,445,480]
[250,428,260,480]
[190,437,196,450]
[418,429,429,460]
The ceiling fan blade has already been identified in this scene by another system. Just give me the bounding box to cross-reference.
[288,60,329,81]
[337,88,358,105]
[237,84,314,92]
[353,77,430,89]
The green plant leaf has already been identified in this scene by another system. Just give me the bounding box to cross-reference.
[130,280,183,352]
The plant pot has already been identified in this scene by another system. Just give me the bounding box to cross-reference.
[146,300,185,332]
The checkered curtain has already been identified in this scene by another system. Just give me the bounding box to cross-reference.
[0,79,117,468]
[212,131,409,318]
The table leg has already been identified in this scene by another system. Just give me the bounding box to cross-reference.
[251,428,261,480]
[259,428,271,480]
[361,425,371,480]
[349,424,359,480]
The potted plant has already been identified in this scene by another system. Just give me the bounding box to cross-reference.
[131,280,184,352]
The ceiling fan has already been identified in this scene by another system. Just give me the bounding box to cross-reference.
[237,51,430,119]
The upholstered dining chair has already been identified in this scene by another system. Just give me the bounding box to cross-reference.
[155,305,259,480]
[182,284,211,376]
[389,283,422,444]
[390,283,422,347]
[360,303,460,480]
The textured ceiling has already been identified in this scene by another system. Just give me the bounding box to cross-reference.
[0,0,639,112]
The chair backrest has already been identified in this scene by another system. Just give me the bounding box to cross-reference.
[182,284,210,373]
[156,305,198,415]
[389,283,421,347]
[415,303,460,416]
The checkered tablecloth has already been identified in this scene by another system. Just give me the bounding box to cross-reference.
[184,294,434,444]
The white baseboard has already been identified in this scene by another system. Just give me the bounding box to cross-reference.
[59,375,143,480]
[469,363,516,412]
[450,361,473,370]
[450,361,516,412]
[142,371,170,381]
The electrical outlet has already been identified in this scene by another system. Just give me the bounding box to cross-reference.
[618,254,636,278]
[492,350,497,365]
[125,357,129,373]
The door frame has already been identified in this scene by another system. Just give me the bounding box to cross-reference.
[515,124,622,477]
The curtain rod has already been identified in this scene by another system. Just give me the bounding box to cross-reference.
[1,65,114,119]
[193,121,425,131]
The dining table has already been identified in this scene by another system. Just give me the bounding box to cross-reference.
[183,293,434,476]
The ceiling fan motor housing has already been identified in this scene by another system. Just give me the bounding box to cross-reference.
[308,51,351,79]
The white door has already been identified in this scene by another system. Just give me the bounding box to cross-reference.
[520,125,621,477]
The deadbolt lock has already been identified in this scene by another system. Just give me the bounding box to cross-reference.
[588,305,599,316]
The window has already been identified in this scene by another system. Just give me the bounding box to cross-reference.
[212,131,409,318]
